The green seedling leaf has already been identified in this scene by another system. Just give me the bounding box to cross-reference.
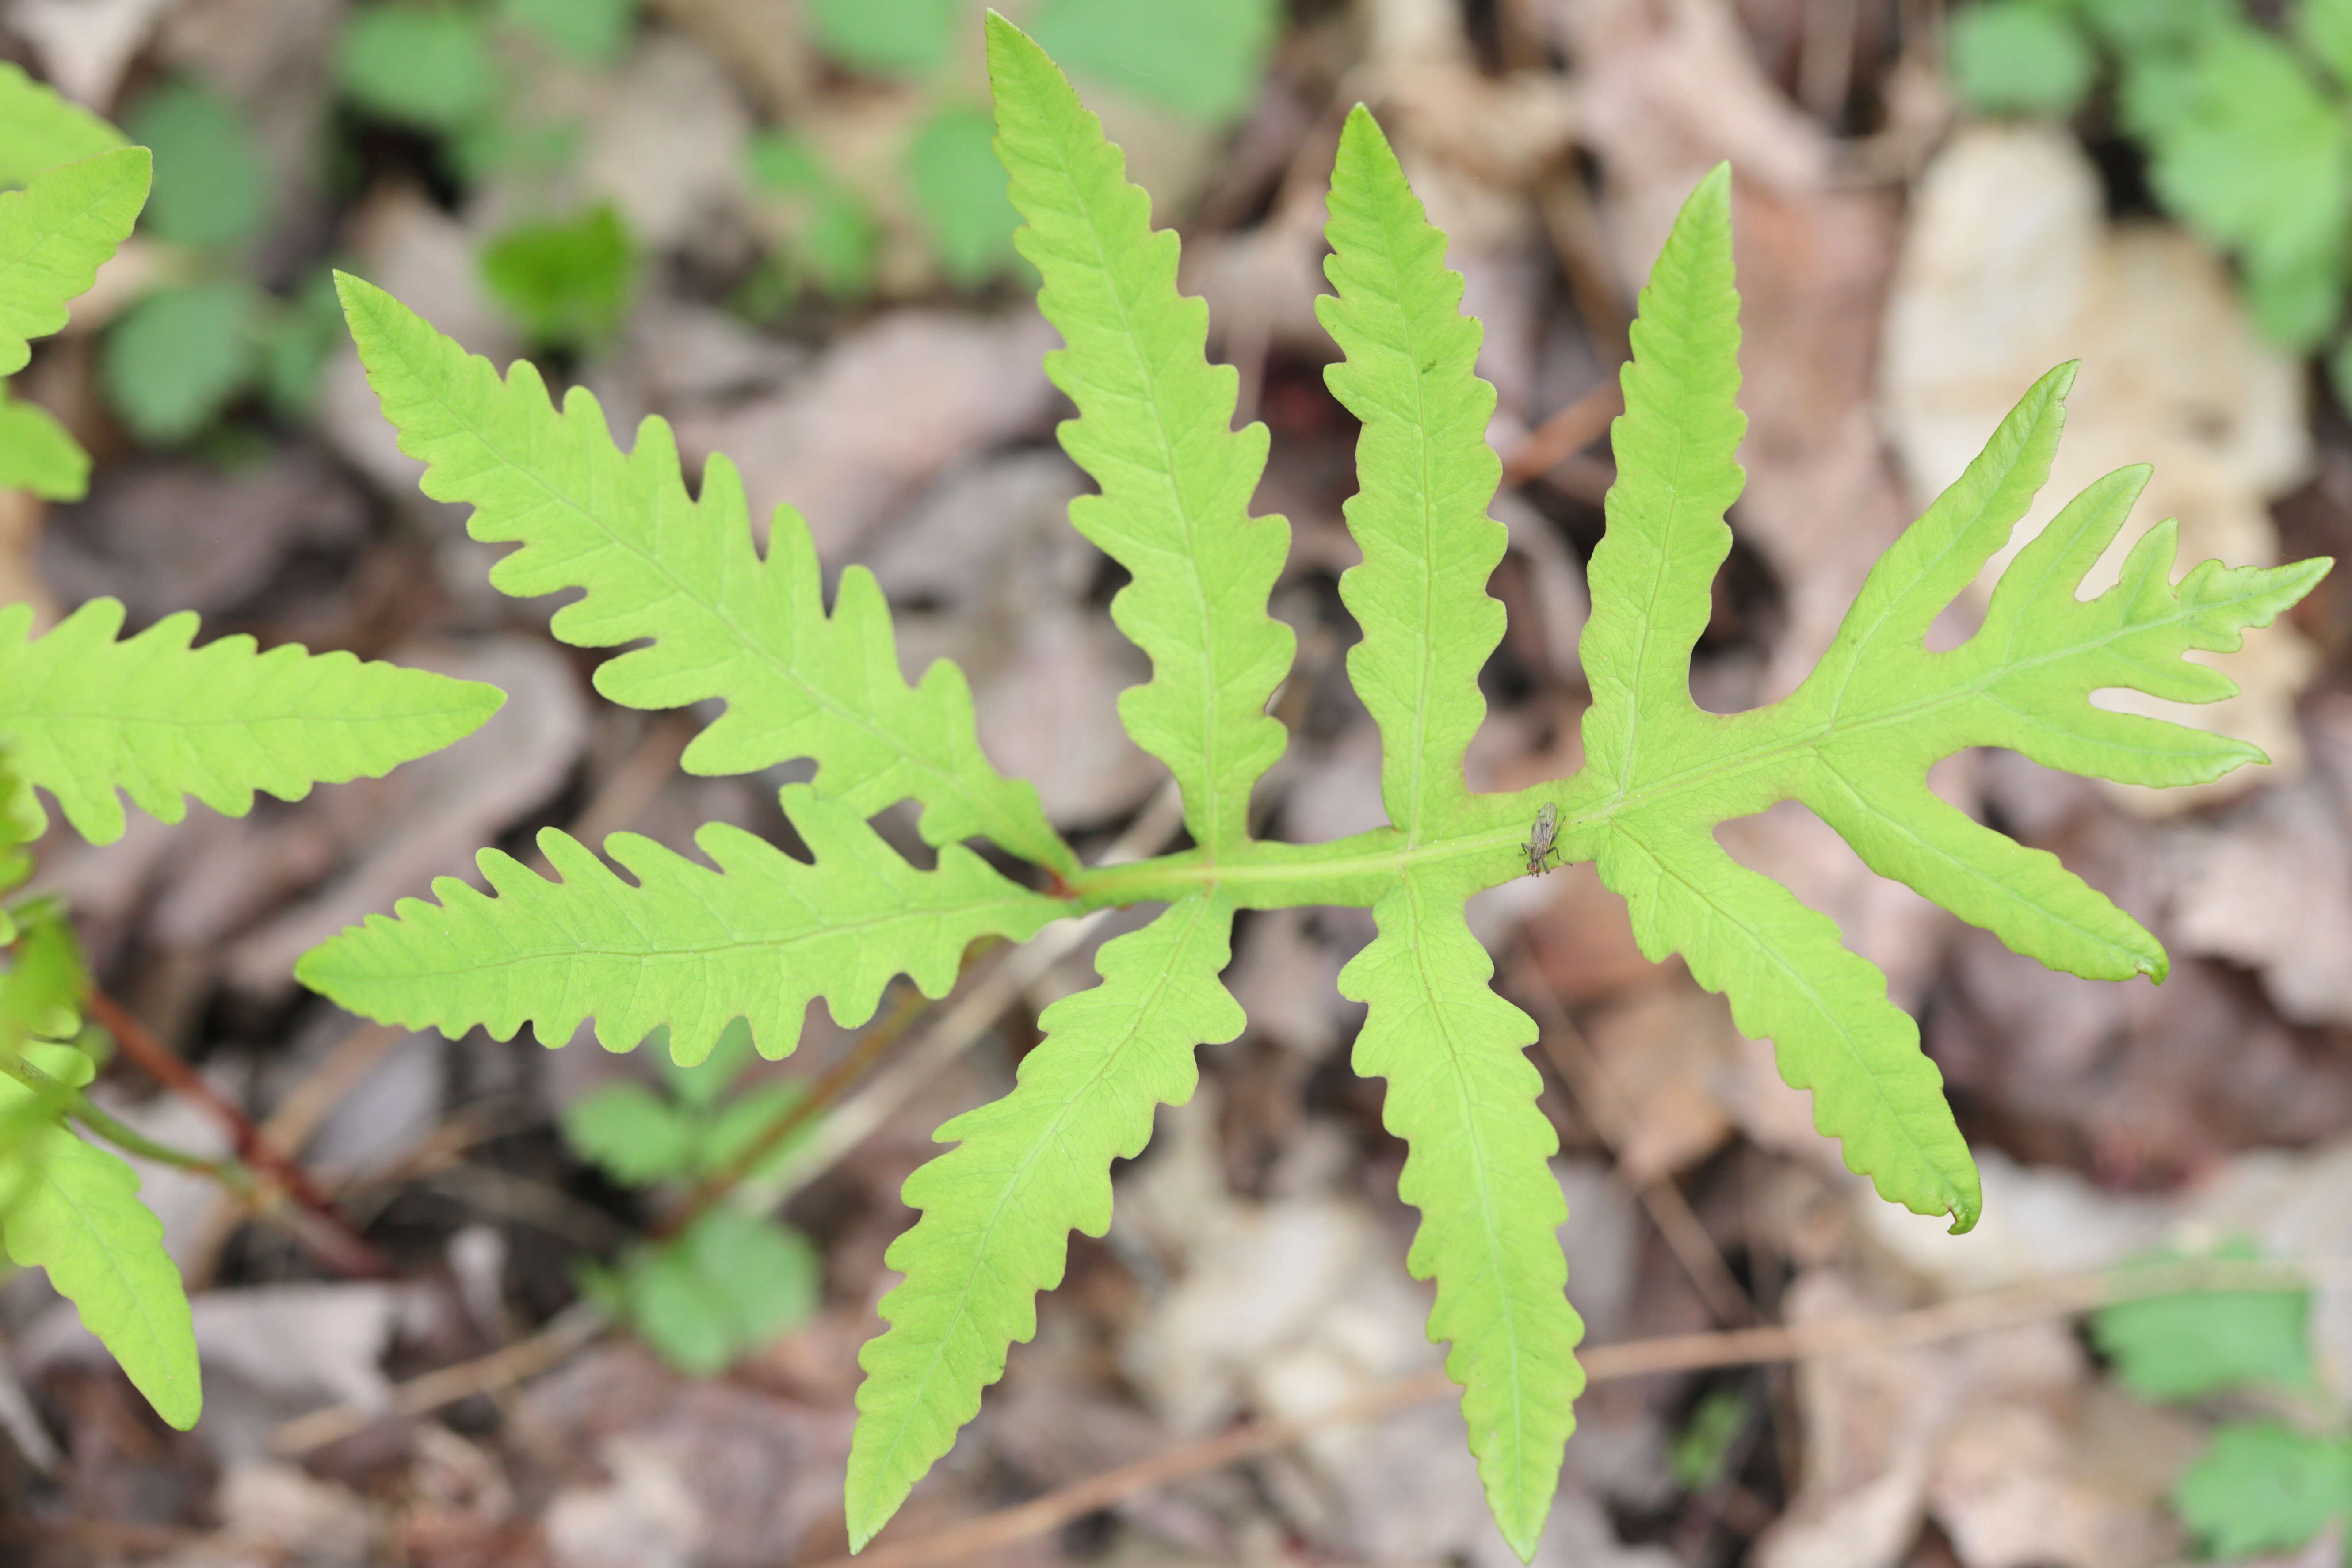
[2092,1249,2314,1400]
[480,202,635,346]
[1029,0,1278,122]
[332,271,1072,874]
[2302,0,2352,90]
[0,597,505,845]
[2141,25,2352,349]
[128,79,269,251]
[0,63,128,187]
[1949,1,2096,118]
[1669,1387,1752,1492]
[745,133,880,301]
[296,785,1063,1064]
[2173,1421,2352,1557]
[560,1082,698,1185]
[0,390,89,499]
[849,892,1244,1548]
[99,279,260,444]
[0,146,150,376]
[907,105,1020,288]
[338,4,497,133]
[0,1059,199,1429]
[499,0,639,64]
[600,1207,820,1376]
[807,0,962,78]
[306,19,2332,1559]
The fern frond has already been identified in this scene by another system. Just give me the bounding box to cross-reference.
[1338,878,1582,1560]
[0,62,126,187]
[1317,106,1507,836]
[0,1043,199,1430]
[847,892,1242,1549]
[0,145,149,376]
[296,785,1064,1063]
[988,17,1293,859]
[0,599,504,844]
[335,274,1076,878]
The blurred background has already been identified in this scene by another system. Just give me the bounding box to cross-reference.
[8,0,2352,1564]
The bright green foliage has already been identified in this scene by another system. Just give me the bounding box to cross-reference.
[0,1041,200,1430]
[0,900,87,1045]
[1948,1,2352,361]
[562,1020,821,1373]
[306,20,2328,1560]
[849,892,1242,1545]
[2092,1250,2314,1399]
[0,63,126,187]
[297,785,1061,1062]
[745,132,882,302]
[1030,0,1279,121]
[580,1207,821,1375]
[480,203,636,346]
[99,280,261,443]
[1316,107,1579,1557]
[330,271,1073,875]
[0,146,150,378]
[128,80,269,251]
[907,107,1022,288]
[0,392,86,499]
[2173,1422,2352,1557]
[1949,1,2097,116]
[808,0,962,77]
[1669,1387,1753,1492]
[338,4,496,133]
[993,20,1292,859]
[0,597,505,844]
[499,0,639,64]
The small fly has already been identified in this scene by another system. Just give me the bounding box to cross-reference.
[1523,802,1561,878]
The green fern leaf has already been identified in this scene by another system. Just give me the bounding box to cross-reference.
[305,29,2330,1559]
[295,784,1063,1063]
[1340,880,1581,1557]
[333,273,1075,879]
[0,598,505,844]
[989,15,1292,859]
[0,62,128,187]
[0,1042,199,1430]
[0,145,149,377]
[846,891,1242,1549]
[1315,108,1580,1557]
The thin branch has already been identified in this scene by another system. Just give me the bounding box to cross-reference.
[815,1255,2343,1568]
[84,988,390,1278]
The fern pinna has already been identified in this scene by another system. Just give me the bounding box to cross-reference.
[296,15,2329,1557]
[3,65,504,1435]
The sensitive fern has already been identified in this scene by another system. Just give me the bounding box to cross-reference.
[3,71,502,1435]
[298,15,2329,1558]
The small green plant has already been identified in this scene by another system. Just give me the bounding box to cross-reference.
[562,1019,821,1375]
[2093,1253,2352,1556]
[1,68,504,1431]
[296,16,2329,1556]
[1951,0,2352,393]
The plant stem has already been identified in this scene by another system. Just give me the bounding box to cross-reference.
[1,1053,254,1192]
[83,990,392,1278]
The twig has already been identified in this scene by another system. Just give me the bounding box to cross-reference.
[1500,379,1623,488]
[270,1301,607,1455]
[1508,957,1757,1327]
[654,981,938,1241]
[1,1055,250,1191]
[85,988,390,1278]
[817,1255,2344,1568]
